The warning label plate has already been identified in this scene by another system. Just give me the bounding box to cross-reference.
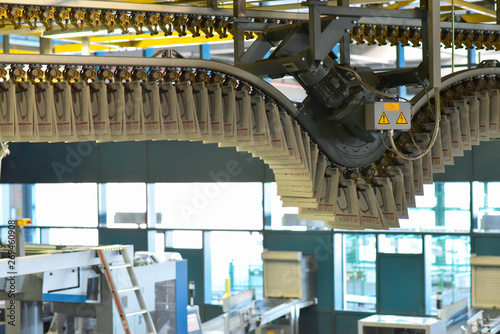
[365,102,411,130]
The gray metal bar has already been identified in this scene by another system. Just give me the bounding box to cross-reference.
[429,0,441,91]
[307,2,323,62]
[317,5,425,19]
[0,0,308,21]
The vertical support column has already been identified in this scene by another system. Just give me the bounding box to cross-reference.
[338,0,350,65]
[200,44,211,60]
[207,0,218,9]
[143,47,154,58]
[3,35,10,54]
[396,43,407,97]
[497,0,500,24]
[308,1,323,64]
[428,0,441,92]
[233,0,247,64]
[81,36,90,55]
[467,47,476,69]
[40,37,52,55]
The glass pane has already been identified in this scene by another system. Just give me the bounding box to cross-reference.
[155,183,263,230]
[263,182,327,231]
[209,231,263,304]
[429,236,471,315]
[166,230,203,249]
[402,182,470,232]
[105,183,146,228]
[34,184,98,227]
[378,234,423,254]
[474,182,500,232]
[46,228,98,246]
[344,234,376,312]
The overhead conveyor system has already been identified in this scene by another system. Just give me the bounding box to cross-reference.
[0,0,499,230]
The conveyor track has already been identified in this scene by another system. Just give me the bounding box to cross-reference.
[0,55,498,229]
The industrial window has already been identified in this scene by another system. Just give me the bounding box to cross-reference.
[402,182,471,232]
[165,230,203,249]
[103,182,147,228]
[378,234,423,254]
[207,231,264,304]
[427,235,471,315]
[342,234,377,312]
[473,181,500,232]
[263,182,327,231]
[154,182,263,230]
[34,183,98,227]
[43,228,99,246]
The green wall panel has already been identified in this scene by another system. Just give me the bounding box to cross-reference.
[263,230,334,311]
[98,228,148,251]
[99,141,148,182]
[1,141,275,183]
[2,142,100,183]
[472,234,500,256]
[377,253,425,315]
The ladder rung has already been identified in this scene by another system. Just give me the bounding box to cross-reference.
[126,309,148,317]
[109,263,132,270]
[117,286,140,294]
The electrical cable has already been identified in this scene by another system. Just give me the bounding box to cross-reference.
[387,82,440,161]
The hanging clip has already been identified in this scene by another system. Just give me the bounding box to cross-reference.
[70,8,85,31]
[63,65,80,83]
[23,6,39,31]
[145,12,159,36]
[131,67,148,82]
[46,65,63,83]
[159,13,173,36]
[85,9,101,32]
[187,15,201,37]
[173,15,187,37]
[7,5,23,30]
[27,65,44,83]
[39,7,54,31]
[130,12,145,34]
[115,66,131,83]
[200,16,214,38]
[100,10,115,33]
[10,64,27,82]
[116,11,130,34]
[55,8,70,31]
[148,67,163,82]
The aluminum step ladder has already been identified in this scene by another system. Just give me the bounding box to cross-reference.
[96,246,157,334]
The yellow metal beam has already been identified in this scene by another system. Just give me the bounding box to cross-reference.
[461,13,496,22]
[53,43,120,54]
[0,50,39,54]
[384,0,415,10]
[442,0,496,18]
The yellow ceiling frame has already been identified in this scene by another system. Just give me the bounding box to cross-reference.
[52,32,234,53]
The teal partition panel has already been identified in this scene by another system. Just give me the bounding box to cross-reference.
[98,228,148,251]
[377,253,425,315]
[472,234,500,256]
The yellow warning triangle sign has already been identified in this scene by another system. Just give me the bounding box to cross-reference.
[378,111,390,125]
[396,111,408,125]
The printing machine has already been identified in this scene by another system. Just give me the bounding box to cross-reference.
[0,243,188,334]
